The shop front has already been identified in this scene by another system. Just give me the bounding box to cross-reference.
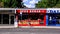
[0,10,15,26]
[46,9,60,26]
[16,9,46,26]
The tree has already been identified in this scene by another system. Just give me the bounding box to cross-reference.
[16,0,23,8]
[47,0,59,7]
[0,0,25,8]
[53,0,60,8]
[3,0,18,8]
[0,0,4,7]
[35,0,48,8]
[35,0,60,8]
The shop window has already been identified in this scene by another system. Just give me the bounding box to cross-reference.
[56,14,60,24]
[18,13,45,25]
[48,14,60,25]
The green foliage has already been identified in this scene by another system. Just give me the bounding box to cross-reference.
[35,0,60,8]
[3,0,18,8]
[0,0,24,8]
[47,0,59,7]
[0,0,4,7]
[35,0,48,8]
[53,0,60,8]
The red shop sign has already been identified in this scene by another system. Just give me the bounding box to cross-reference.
[16,9,46,13]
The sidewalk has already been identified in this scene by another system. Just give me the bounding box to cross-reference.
[0,26,60,28]
[19,26,60,29]
[0,26,15,28]
[0,26,60,29]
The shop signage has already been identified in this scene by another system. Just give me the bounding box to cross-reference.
[47,9,60,13]
[17,9,46,13]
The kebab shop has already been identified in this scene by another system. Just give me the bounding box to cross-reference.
[16,9,46,26]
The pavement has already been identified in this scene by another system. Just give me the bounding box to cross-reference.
[0,28,60,34]
[0,25,60,34]
[0,25,60,29]
[19,26,60,28]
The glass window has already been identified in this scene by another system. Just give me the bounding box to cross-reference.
[18,13,45,24]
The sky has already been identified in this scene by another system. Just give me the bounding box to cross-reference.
[23,0,40,8]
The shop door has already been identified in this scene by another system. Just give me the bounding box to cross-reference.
[55,14,60,26]
[48,15,56,26]
[11,16,14,24]
[3,14,9,24]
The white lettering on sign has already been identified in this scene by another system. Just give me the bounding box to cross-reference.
[30,10,40,13]
[20,10,41,13]
[20,10,28,13]
[47,8,60,13]
[19,9,45,13]
[47,10,60,13]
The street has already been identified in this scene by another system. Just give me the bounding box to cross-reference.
[0,28,60,34]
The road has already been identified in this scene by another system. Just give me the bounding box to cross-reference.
[0,28,60,34]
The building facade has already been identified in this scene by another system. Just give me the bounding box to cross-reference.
[0,10,15,26]
[0,8,60,27]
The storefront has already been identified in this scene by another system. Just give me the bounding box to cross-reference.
[0,10,15,26]
[46,8,60,26]
[16,9,46,26]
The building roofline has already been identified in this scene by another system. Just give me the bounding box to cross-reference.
[0,8,47,10]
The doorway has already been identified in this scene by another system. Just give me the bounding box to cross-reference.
[3,14,9,24]
[0,14,14,25]
[10,16,14,24]
[48,13,60,26]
